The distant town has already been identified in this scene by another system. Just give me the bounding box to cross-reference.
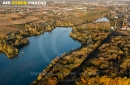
[2,1,47,5]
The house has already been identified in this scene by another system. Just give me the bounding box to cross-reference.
[121,25,130,30]
[121,26,127,30]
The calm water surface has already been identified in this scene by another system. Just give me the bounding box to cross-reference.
[0,27,81,85]
[95,17,109,22]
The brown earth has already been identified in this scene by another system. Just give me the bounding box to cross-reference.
[0,16,40,25]
[0,25,20,34]
[0,14,41,34]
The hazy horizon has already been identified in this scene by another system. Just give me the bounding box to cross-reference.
[0,0,129,4]
[0,0,128,1]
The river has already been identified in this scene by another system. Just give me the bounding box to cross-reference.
[0,27,81,85]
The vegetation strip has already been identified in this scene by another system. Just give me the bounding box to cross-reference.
[31,11,111,85]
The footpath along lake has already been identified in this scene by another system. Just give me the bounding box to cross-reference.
[0,27,81,85]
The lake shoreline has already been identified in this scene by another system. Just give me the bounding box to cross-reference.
[30,17,112,84]
[1,17,110,84]
[0,27,81,85]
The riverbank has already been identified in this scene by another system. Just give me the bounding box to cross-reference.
[31,20,112,85]
[0,8,110,58]
[71,36,130,85]
[0,27,81,85]
[0,8,111,85]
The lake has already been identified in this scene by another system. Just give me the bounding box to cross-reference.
[95,17,109,22]
[0,27,81,85]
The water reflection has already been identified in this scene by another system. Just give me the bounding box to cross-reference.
[0,27,81,85]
